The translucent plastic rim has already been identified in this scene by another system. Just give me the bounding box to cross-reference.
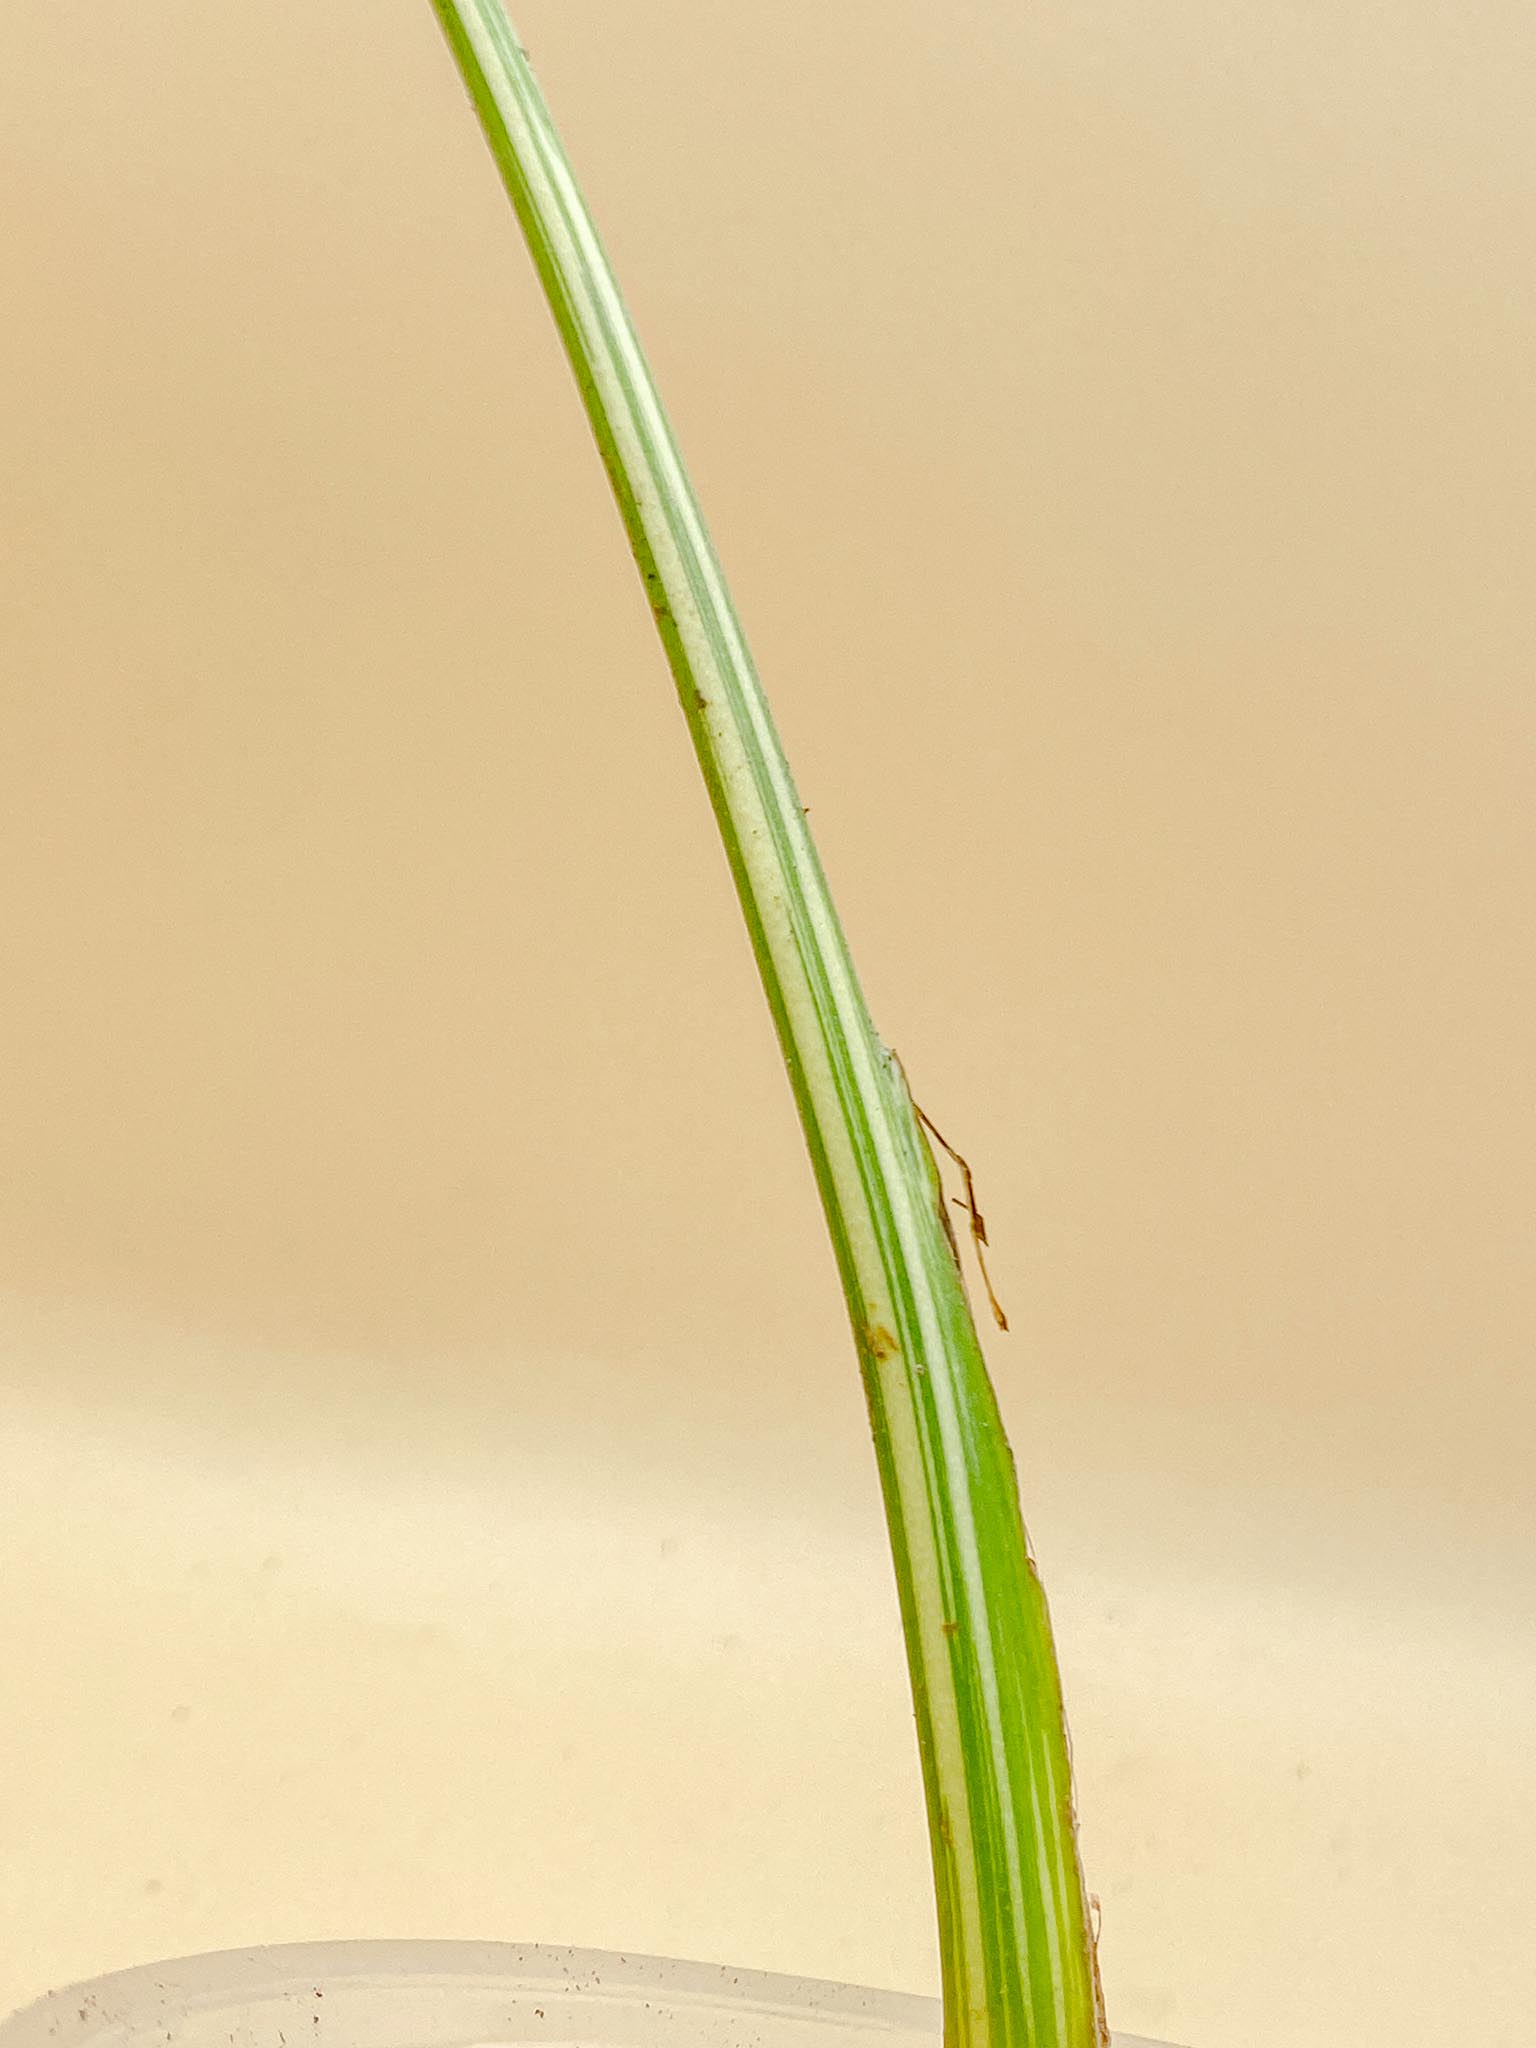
[0,1941,1174,2048]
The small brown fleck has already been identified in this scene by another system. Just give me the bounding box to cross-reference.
[940,1620,960,1639]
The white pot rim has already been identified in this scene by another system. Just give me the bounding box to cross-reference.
[1,1941,1177,2048]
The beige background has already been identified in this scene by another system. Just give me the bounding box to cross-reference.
[2,3,1533,2044]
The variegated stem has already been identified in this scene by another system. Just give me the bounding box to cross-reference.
[427,9,1105,2046]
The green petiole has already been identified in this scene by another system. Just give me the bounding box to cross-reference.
[425,9,1106,2046]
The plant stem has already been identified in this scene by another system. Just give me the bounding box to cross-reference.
[426,9,1105,2046]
